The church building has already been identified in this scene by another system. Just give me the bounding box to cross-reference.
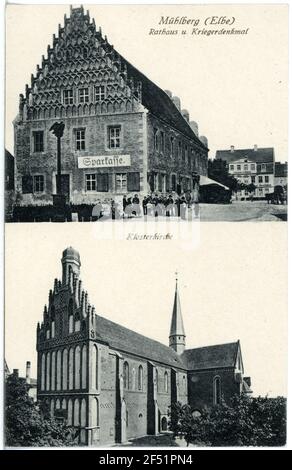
[36,247,252,446]
[14,6,208,208]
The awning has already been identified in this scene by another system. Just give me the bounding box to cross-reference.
[199,175,229,190]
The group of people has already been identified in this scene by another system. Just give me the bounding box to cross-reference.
[122,192,200,219]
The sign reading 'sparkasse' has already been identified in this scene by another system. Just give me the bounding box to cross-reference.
[78,155,131,168]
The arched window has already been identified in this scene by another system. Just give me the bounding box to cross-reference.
[155,368,159,392]
[56,350,62,390]
[138,365,143,391]
[92,345,98,390]
[51,306,55,338]
[74,398,80,426]
[50,399,54,417]
[62,398,66,409]
[164,371,168,393]
[75,345,81,389]
[123,362,129,390]
[67,399,73,426]
[183,375,187,394]
[80,398,87,444]
[46,352,50,391]
[92,398,99,427]
[62,349,68,390]
[75,312,80,333]
[69,347,74,389]
[41,353,45,391]
[132,367,136,390]
[68,299,74,334]
[56,398,61,409]
[213,376,221,405]
[161,416,168,431]
[154,129,159,151]
[81,345,87,389]
[51,351,56,391]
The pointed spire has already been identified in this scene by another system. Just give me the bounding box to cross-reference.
[169,272,186,354]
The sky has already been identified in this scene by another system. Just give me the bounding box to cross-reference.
[5,3,288,161]
[5,222,287,398]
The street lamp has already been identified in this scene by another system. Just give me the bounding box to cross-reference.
[49,121,65,196]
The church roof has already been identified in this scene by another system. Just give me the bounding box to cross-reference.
[169,283,185,337]
[94,314,186,369]
[215,148,274,164]
[181,341,239,371]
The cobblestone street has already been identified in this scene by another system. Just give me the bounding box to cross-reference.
[198,201,287,222]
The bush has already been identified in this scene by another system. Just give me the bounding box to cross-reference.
[168,394,286,447]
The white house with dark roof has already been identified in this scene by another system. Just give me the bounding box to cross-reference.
[215,145,275,199]
[36,247,252,446]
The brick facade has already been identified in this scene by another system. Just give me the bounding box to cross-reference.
[36,247,250,446]
[14,6,208,208]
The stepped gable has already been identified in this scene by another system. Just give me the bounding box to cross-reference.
[17,5,206,148]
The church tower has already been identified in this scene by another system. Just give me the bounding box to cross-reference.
[61,246,81,284]
[169,274,186,354]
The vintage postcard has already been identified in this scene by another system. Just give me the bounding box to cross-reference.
[3,2,289,451]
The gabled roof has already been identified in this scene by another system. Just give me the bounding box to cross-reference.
[181,341,239,371]
[169,283,185,337]
[121,56,206,147]
[215,148,274,164]
[94,314,186,369]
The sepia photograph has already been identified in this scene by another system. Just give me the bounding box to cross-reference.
[3,2,289,451]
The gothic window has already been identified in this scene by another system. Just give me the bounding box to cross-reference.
[95,85,106,101]
[183,375,187,394]
[86,174,96,191]
[41,353,45,391]
[81,345,87,389]
[92,345,98,390]
[123,362,129,390]
[50,399,54,417]
[138,365,143,391]
[178,141,182,159]
[62,349,68,391]
[75,313,81,332]
[75,129,86,151]
[69,347,74,389]
[56,399,61,409]
[184,145,188,163]
[154,129,159,151]
[92,398,99,427]
[67,399,73,426]
[56,350,61,390]
[74,398,80,426]
[161,416,168,431]
[51,351,56,391]
[164,371,168,393]
[68,300,74,334]
[75,346,81,389]
[33,131,44,152]
[63,89,73,105]
[213,376,221,405]
[108,125,121,149]
[80,399,87,443]
[46,352,50,391]
[132,368,136,390]
[46,328,50,340]
[170,137,174,157]
[160,132,165,153]
[78,88,89,104]
[50,307,55,338]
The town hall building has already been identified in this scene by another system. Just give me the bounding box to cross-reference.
[14,6,208,209]
[36,247,252,446]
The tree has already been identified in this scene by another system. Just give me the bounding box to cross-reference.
[5,373,78,447]
[207,159,240,192]
[169,395,286,447]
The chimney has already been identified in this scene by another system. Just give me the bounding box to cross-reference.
[254,144,258,151]
[190,121,199,137]
[26,361,31,384]
[164,90,172,98]
[230,145,235,153]
[181,109,190,122]
[13,369,19,378]
[172,96,181,111]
